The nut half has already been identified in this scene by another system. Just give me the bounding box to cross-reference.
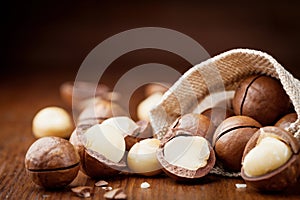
[241,126,300,191]
[75,123,127,178]
[157,133,215,180]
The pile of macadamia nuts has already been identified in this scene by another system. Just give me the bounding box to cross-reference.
[25,75,300,192]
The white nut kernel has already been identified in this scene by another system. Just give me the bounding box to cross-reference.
[243,136,292,177]
[140,182,150,189]
[164,136,210,170]
[84,124,126,163]
[101,116,139,136]
[127,138,161,176]
[32,106,73,138]
[137,92,163,121]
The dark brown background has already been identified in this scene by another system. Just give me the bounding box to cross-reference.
[2,1,300,80]
[1,1,300,199]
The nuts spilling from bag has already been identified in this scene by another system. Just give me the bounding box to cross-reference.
[25,75,300,193]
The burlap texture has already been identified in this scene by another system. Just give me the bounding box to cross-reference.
[149,48,300,177]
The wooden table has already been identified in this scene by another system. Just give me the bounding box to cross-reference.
[0,71,300,200]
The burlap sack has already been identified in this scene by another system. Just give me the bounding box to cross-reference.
[149,48,300,177]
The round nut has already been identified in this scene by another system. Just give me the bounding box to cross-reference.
[241,126,300,191]
[137,92,163,121]
[275,113,297,130]
[201,107,235,143]
[127,138,162,176]
[25,136,80,188]
[213,116,262,171]
[32,106,74,138]
[232,75,290,126]
[157,133,215,181]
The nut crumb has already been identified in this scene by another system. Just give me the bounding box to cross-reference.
[95,180,109,187]
[102,186,113,191]
[71,186,93,198]
[104,188,127,199]
[42,194,50,198]
[140,182,150,189]
[235,183,247,189]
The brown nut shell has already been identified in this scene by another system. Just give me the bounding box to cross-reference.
[80,149,126,178]
[171,113,211,138]
[123,120,153,151]
[275,113,297,130]
[25,137,80,188]
[28,166,80,188]
[77,99,127,124]
[241,126,300,191]
[213,116,262,171]
[232,75,290,126]
[157,133,216,181]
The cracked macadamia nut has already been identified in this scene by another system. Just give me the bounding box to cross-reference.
[213,116,262,171]
[243,136,292,177]
[75,123,127,178]
[32,106,74,138]
[241,126,300,191]
[127,138,162,176]
[232,75,290,126]
[157,134,215,180]
[25,136,80,188]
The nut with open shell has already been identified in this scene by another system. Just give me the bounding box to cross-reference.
[241,126,300,191]
[157,132,215,181]
[74,123,127,178]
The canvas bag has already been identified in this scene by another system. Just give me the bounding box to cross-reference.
[149,48,300,177]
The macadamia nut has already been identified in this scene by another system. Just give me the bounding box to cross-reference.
[25,136,80,188]
[127,138,161,176]
[137,92,163,121]
[243,136,292,177]
[32,106,73,138]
